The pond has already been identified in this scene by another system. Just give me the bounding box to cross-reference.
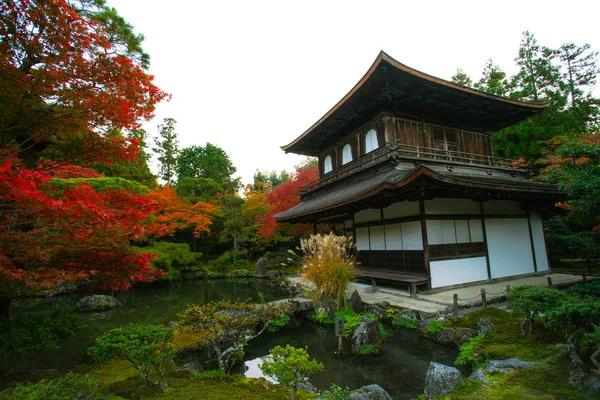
[9,278,461,399]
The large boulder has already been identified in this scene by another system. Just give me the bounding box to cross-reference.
[351,317,382,354]
[348,290,363,313]
[435,327,477,347]
[76,295,121,312]
[348,384,392,400]
[485,358,540,375]
[568,371,600,397]
[477,318,495,336]
[469,368,489,383]
[315,297,337,316]
[254,257,271,277]
[424,362,463,399]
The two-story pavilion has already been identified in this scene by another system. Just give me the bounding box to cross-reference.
[274,51,563,292]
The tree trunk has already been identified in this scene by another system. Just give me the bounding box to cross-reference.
[0,297,12,320]
[567,329,586,370]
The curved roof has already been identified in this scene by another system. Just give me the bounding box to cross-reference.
[282,51,548,156]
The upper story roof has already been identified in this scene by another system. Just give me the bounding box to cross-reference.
[281,51,548,156]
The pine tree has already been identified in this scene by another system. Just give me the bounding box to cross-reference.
[474,59,510,97]
[451,69,473,87]
[153,118,179,185]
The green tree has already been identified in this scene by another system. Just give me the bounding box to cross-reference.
[450,68,473,87]
[88,323,174,388]
[260,345,324,400]
[221,194,245,265]
[176,143,240,192]
[474,59,510,97]
[176,177,222,203]
[253,170,290,191]
[153,118,179,185]
[507,285,568,334]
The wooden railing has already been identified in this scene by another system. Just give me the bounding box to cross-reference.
[300,142,527,195]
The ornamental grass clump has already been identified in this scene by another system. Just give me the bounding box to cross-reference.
[291,233,358,310]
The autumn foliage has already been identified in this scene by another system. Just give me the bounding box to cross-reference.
[257,162,318,239]
[148,185,217,238]
[0,162,162,295]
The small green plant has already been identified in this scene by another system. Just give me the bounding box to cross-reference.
[0,372,106,400]
[392,316,418,329]
[260,345,324,400]
[378,322,389,340]
[455,334,484,369]
[385,308,396,320]
[321,383,351,400]
[311,311,331,323]
[88,323,174,388]
[267,314,291,332]
[426,319,443,335]
[358,343,381,355]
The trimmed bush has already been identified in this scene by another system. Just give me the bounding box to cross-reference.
[507,285,568,334]
[0,373,106,400]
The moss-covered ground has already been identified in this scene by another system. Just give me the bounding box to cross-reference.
[435,307,594,400]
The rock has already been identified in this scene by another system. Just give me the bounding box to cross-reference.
[180,360,201,373]
[435,327,477,347]
[348,384,392,400]
[297,381,317,393]
[291,298,314,312]
[254,257,270,277]
[76,295,121,312]
[351,317,382,354]
[485,358,540,375]
[267,270,283,280]
[568,371,600,397]
[377,301,391,309]
[315,297,337,316]
[424,362,464,399]
[348,290,363,313]
[364,304,386,319]
[469,368,489,383]
[167,320,177,329]
[477,318,495,336]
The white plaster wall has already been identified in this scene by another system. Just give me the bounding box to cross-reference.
[430,257,488,288]
[483,200,525,215]
[370,226,385,250]
[469,220,484,242]
[455,220,470,243]
[530,212,550,272]
[401,221,423,250]
[355,208,381,223]
[426,220,443,245]
[383,201,420,219]
[385,224,403,250]
[425,198,480,215]
[356,227,370,251]
[486,218,535,278]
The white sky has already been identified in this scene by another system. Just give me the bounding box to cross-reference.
[108,0,599,187]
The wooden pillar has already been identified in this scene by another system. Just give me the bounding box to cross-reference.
[526,211,538,273]
[480,202,492,280]
[419,196,431,289]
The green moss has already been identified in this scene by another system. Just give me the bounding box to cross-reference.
[392,316,419,330]
[357,344,381,355]
[440,354,592,400]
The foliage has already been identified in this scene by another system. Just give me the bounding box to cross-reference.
[176,177,222,203]
[572,280,600,299]
[253,170,290,191]
[392,316,419,330]
[259,345,323,400]
[0,164,162,316]
[0,0,168,168]
[450,69,473,87]
[177,300,291,372]
[0,372,106,400]
[474,59,510,96]
[455,335,484,369]
[293,233,357,310]
[0,311,83,372]
[153,118,179,185]
[321,383,351,400]
[267,314,291,332]
[88,323,174,387]
[507,285,568,334]
[544,300,600,370]
[357,344,380,356]
[176,143,240,192]
[426,319,443,335]
[134,242,202,278]
[148,185,217,238]
[48,176,149,195]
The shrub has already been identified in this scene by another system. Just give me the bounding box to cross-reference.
[135,242,202,278]
[358,343,381,355]
[293,233,357,310]
[267,314,291,332]
[392,316,419,330]
[88,323,174,387]
[0,372,106,400]
[426,319,443,335]
[507,285,568,334]
[321,383,351,400]
[572,280,600,299]
[455,335,484,369]
[259,345,323,400]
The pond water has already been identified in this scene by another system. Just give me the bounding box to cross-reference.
[10,278,461,399]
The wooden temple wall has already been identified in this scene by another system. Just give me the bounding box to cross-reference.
[349,198,550,289]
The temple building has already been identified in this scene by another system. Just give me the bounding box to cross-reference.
[274,51,563,292]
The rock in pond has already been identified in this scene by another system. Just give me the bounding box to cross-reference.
[348,290,363,313]
[348,384,392,400]
[351,317,382,354]
[424,362,463,399]
[76,295,121,312]
[484,358,540,374]
[254,257,270,277]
